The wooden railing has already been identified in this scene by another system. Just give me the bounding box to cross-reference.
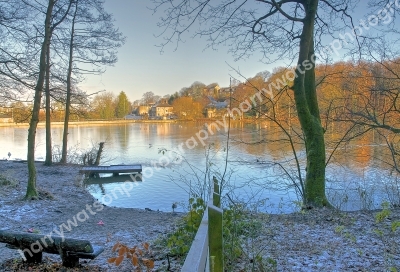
[181,211,209,272]
[181,177,223,272]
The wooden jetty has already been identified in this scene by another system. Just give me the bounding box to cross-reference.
[79,164,142,177]
[84,175,142,185]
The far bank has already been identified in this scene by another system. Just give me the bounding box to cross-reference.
[0,118,261,127]
[0,119,178,127]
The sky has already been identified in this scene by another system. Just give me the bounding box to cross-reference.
[79,1,276,102]
[78,1,390,102]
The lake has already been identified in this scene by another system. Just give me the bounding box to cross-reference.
[0,121,397,213]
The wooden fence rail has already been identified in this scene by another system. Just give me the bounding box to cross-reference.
[181,211,209,272]
[181,177,223,272]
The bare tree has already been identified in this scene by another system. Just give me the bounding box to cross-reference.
[44,27,53,166]
[60,0,125,163]
[25,0,72,199]
[343,39,400,174]
[0,1,35,104]
[152,0,366,207]
[142,91,155,105]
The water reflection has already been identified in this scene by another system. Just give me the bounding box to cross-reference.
[0,122,397,213]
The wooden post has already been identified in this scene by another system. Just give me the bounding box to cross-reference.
[60,251,79,268]
[23,251,42,263]
[94,142,104,166]
[213,176,220,208]
[208,176,223,272]
[208,203,223,272]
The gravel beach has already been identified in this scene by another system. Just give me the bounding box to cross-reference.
[0,161,183,271]
[0,160,399,271]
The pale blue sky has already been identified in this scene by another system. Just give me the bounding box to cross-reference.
[79,1,388,102]
[79,1,276,101]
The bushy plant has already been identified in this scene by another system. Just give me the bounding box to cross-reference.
[165,197,205,256]
[223,203,247,261]
[159,194,276,271]
[0,173,18,187]
[223,200,274,271]
[375,201,400,233]
[374,201,400,271]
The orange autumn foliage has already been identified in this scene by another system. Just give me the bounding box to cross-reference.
[108,241,154,271]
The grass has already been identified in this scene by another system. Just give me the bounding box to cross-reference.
[0,173,18,187]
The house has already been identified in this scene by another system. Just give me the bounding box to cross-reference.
[137,105,151,116]
[150,103,173,118]
[203,83,220,96]
[0,113,13,123]
[204,97,228,118]
[219,86,237,94]
[205,107,216,118]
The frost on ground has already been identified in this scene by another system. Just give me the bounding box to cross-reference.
[0,160,183,271]
[0,160,399,271]
[251,209,400,271]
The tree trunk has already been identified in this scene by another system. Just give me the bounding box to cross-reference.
[293,0,330,207]
[61,0,78,164]
[44,39,52,166]
[25,0,55,199]
[94,142,104,166]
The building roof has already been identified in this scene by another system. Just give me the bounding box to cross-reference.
[206,97,228,109]
[206,83,220,89]
[0,113,12,118]
[155,103,173,108]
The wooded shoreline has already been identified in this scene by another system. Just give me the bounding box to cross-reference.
[0,118,264,127]
[0,119,178,127]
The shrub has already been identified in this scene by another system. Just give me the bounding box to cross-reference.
[165,197,205,256]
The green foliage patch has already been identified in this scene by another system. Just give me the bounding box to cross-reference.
[159,196,276,271]
[223,201,275,271]
[165,197,205,256]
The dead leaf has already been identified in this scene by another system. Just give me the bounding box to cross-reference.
[107,257,116,264]
[119,246,127,256]
[112,242,120,252]
[130,246,137,254]
[142,258,154,269]
[131,254,139,267]
[115,255,124,266]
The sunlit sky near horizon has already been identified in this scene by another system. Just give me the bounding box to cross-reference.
[78,1,379,102]
[78,1,280,102]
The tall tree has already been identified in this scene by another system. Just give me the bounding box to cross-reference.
[293,4,326,206]
[60,0,78,163]
[26,0,72,199]
[11,102,30,123]
[152,0,367,207]
[26,0,55,199]
[60,0,125,163]
[142,91,155,105]
[172,96,203,119]
[44,29,53,166]
[90,92,116,119]
[41,0,73,166]
[116,91,130,118]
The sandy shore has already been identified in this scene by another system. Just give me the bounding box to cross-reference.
[0,160,399,271]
